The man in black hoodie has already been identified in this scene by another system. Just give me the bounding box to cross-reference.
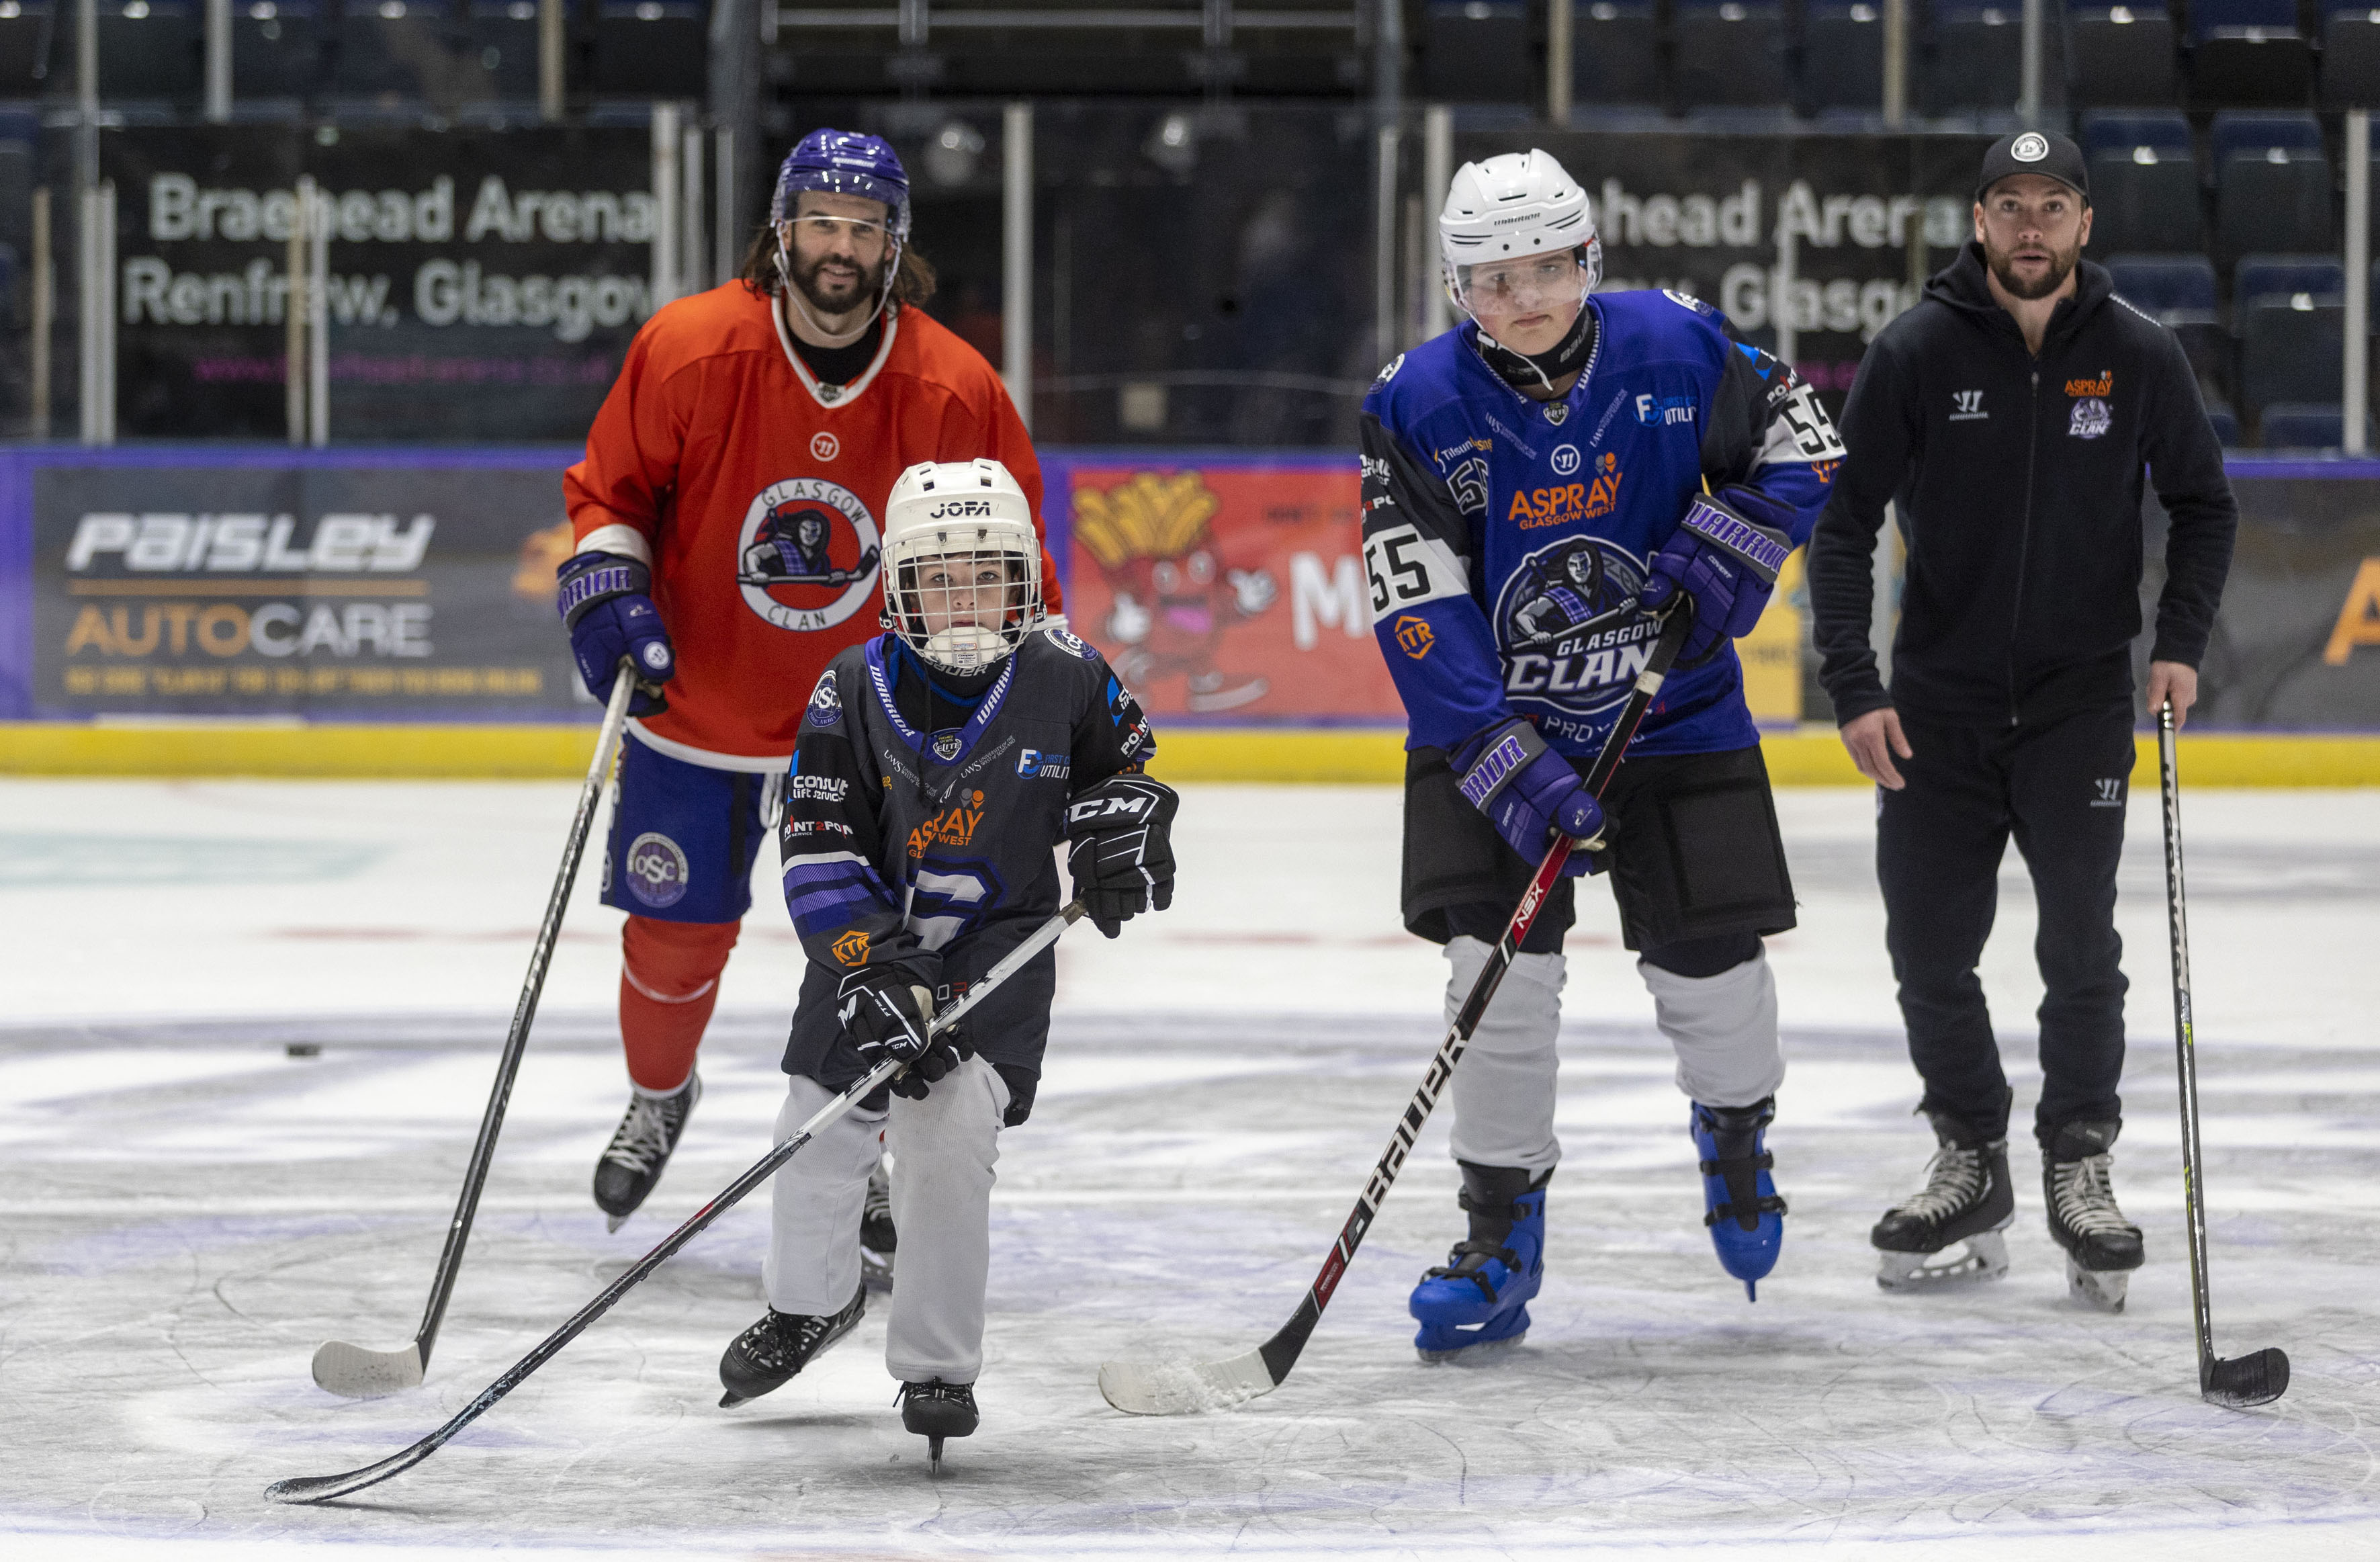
[1808,131,2236,1311]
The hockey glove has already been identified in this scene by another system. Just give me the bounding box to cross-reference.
[1065,773,1180,937]
[888,1021,977,1101]
[1638,487,1795,666]
[836,958,941,1069]
[1454,717,1606,877]
[557,550,675,715]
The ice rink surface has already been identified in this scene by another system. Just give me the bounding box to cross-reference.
[5,775,2380,1560]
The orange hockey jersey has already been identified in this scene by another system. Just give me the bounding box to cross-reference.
[564,282,1060,769]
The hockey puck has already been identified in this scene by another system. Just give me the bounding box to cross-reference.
[286,1043,322,1058]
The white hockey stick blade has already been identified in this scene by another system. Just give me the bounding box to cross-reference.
[312,1338,425,1399]
[1098,1349,1277,1416]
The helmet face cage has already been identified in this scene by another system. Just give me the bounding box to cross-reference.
[881,523,1043,676]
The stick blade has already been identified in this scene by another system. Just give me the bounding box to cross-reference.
[312,1338,424,1399]
[2203,1347,2291,1409]
[265,1438,439,1505]
[1098,1348,1278,1416]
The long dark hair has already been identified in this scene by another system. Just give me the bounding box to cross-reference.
[738,221,938,308]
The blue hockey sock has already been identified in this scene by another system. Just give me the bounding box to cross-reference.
[1692,1096,1787,1301]
[1409,1162,1550,1360]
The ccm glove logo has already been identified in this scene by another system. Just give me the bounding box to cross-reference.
[1068,791,1157,825]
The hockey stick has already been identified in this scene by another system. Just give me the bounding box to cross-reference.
[1099,604,1694,1416]
[269,902,1088,1504]
[2157,700,2289,1409]
[311,662,641,1399]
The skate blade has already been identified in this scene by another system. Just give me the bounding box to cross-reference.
[1876,1231,2010,1291]
[1416,1329,1529,1366]
[927,1434,945,1475]
[2066,1256,2129,1313]
[861,1247,895,1294]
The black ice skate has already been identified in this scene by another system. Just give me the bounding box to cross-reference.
[592,1073,701,1232]
[861,1157,897,1293]
[716,1281,867,1407]
[896,1377,979,1473]
[2044,1120,2145,1313]
[1871,1111,2016,1291]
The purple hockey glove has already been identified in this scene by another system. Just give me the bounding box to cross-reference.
[1638,487,1795,666]
[556,550,674,715]
[1454,718,1607,877]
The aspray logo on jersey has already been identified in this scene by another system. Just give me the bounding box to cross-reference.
[2066,371,2114,398]
[623,831,691,909]
[1509,452,1624,529]
[1635,393,1697,427]
[2069,398,2112,439]
[908,792,987,858]
[1494,535,1659,723]
[832,929,871,966]
[735,478,882,632]
[1016,747,1071,780]
[807,668,842,727]
[1393,614,1436,659]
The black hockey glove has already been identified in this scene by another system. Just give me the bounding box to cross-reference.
[1065,773,1180,938]
[836,959,940,1069]
[888,1021,978,1101]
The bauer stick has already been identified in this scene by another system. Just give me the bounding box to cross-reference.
[269,902,1088,1503]
[311,662,640,1400]
[2158,699,2289,1409]
[1099,603,1695,1416]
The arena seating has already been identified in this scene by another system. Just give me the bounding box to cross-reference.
[1673,0,1794,113]
[2235,255,2348,423]
[2187,0,2311,107]
[2067,0,2178,108]
[590,0,709,100]
[1574,0,1663,109]
[2082,111,2205,253]
[2211,112,2335,261]
[97,0,199,102]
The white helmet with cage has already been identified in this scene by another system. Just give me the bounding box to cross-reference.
[880,458,1043,675]
[1438,148,1602,318]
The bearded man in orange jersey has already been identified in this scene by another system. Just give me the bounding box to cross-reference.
[558,130,1061,1248]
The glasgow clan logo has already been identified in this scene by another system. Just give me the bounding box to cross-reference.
[1493,535,1659,726]
[737,478,883,632]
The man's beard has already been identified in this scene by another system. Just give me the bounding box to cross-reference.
[791,251,887,317]
[1985,236,2080,301]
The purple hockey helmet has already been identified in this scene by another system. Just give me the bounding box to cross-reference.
[771,129,912,241]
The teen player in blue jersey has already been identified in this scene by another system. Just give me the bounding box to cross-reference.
[1362,149,1844,1359]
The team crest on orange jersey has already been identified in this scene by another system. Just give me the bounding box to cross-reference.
[736,478,883,632]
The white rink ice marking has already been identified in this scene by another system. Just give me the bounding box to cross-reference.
[3,781,2379,1559]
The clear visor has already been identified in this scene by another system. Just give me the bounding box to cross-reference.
[889,546,1038,674]
[1450,250,1590,315]
[781,213,892,249]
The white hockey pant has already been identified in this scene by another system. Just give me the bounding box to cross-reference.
[1442,936,1786,1174]
[764,1054,1010,1385]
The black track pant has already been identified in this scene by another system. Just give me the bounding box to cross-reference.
[1878,701,2135,1148]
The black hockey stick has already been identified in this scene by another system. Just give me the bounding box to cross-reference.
[269,902,1088,1504]
[2157,700,2289,1409]
[1099,604,1693,1416]
[311,662,641,1399]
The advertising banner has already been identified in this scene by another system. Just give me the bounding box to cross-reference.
[103,126,654,443]
[30,458,583,720]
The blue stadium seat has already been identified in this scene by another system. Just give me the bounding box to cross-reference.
[97,0,199,101]
[2105,252,2227,396]
[2080,112,2204,252]
[232,0,323,101]
[2258,402,2366,447]
[1574,0,1663,107]
[2189,0,2311,105]
[0,0,58,97]
[1924,2,2025,115]
[2234,253,2346,417]
[2212,112,2336,260]
[591,0,707,98]
[2067,0,2178,107]
[2323,0,2380,107]
[1673,0,1792,111]
[1803,1,1885,112]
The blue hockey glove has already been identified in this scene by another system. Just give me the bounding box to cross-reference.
[1454,717,1606,877]
[836,958,941,1070]
[1065,773,1180,937]
[556,550,674,715]
[1638,487,1795,666]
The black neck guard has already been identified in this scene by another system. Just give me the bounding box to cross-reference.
[1475,301,1597,396]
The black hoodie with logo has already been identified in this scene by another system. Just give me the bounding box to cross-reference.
[1808,241,2237,728]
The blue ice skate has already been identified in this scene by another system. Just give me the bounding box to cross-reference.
[1692,1096,1787,1301]
[1409,1163,1549,1362]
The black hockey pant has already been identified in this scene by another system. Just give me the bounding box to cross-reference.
[1878,702,2135,1149]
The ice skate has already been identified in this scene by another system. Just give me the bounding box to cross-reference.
[1691,1096,1788,1301]
[1409,1162,1548,1362]
[2044,1120,2144,1313]
[1871,1111,2015,1291]
[860,1156,896,1293]
[593,1072,701,1231]
[896,1377,978,1473]
[716,1281,865,1407]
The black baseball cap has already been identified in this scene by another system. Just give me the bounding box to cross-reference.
[1975,130,2090,204]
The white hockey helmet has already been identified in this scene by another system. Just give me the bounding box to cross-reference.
[1438,148,1602,316]
[880,458,1043,675]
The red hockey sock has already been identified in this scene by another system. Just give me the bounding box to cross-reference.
[619,915,741,1092]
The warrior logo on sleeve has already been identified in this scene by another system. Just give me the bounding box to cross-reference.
[736,478,883,632]
[1495,535,1661,723]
